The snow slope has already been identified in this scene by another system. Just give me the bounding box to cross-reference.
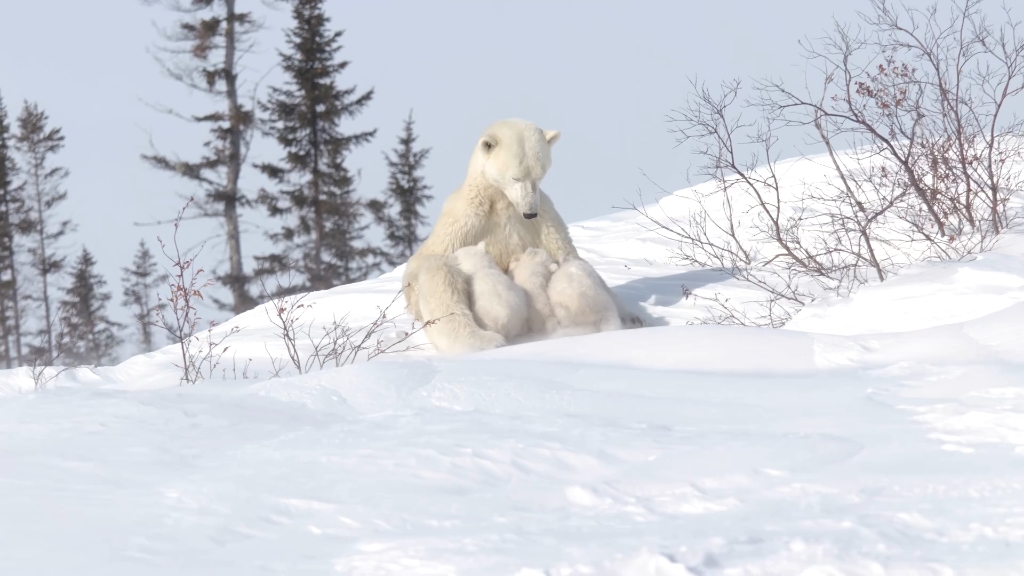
[3,154,1024,574]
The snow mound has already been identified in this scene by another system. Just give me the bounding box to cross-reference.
[4,162,1024,573]
[786,243,1024,336]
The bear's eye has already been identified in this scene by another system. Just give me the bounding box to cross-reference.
[481,138,496,152]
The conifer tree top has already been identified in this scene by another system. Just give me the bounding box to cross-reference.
[255,0,378,292]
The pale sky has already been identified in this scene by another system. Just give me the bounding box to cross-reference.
[0,0,921,343]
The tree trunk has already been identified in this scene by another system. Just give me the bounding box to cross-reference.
[311,111,324,291]
[0,195,19,366]
[9,242,23,365]
[223,0,250,314]
[32,165,53,362]
[141,291,153,352]
[0,279,10,368]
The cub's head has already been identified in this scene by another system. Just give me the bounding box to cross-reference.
[508,248,559,280]
[469,119,560,220]
[449,241,499,275]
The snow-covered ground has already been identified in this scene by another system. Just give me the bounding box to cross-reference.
[4,155,1024,574]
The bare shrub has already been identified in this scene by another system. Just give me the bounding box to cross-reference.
[226,351,256,381]
[258,269,443,378]
[29,310,73,390]
[760,0,1024,250]
[632,0,1024,326]
[153,197,240,385]
[258,270,310,377]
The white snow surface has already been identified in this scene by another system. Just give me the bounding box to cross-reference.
[4,155,1024,574]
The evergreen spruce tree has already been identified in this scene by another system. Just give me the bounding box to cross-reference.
[60,248,122,366]
[142,0,261,314]
[368,111,433,267]
[15,102,74,364]
[256,0,377,294]
[0,92,27,368]
[121,239,166,353]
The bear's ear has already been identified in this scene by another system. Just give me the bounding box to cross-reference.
[476,240,487,250]
[548,262,559,273]
[543,129,561,146]
[479,135,497,153]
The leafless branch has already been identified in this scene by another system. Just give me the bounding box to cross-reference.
[633,0,1024,326]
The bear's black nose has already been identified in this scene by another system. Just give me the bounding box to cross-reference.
[523,212,538,220]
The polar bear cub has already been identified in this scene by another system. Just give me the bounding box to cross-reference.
[547,256,623,335]
[448,241,530,340]
[507,248,560,335]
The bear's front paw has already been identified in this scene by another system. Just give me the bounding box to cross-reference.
[474,330,508,351]
[620,312,645,329]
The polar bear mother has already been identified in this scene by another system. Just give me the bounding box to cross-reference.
[402,118,639,354]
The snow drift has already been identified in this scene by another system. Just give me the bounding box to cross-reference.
[3,152,1024,575]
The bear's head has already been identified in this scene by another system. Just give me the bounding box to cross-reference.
[470,119,560,220]
[448,241,500,275]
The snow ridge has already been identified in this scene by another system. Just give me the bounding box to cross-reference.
[3,154,1024,574]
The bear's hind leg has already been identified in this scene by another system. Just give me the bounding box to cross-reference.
[416,257,507,354]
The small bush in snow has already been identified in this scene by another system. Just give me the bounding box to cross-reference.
[634,0,1024,327]
[258,270,443,378]
[154,197,240,385]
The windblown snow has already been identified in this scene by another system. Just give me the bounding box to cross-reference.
[3,154,1024,575]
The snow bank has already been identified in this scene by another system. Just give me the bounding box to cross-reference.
[3,158,1024,573]
[786,244,1024,336]
[3,306,1024,574]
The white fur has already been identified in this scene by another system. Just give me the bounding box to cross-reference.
[402,119,640,354]
[547,256,623,335]
[508,248,560,335]
[448,242,530,340]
